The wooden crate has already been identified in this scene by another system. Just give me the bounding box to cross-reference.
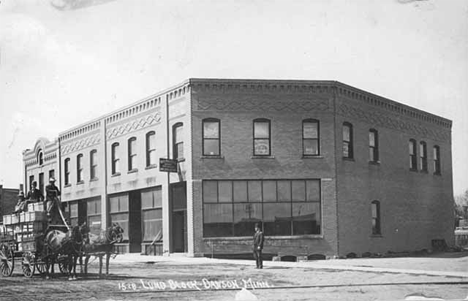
[28,202,45,212]
[11,214,19,224]
[26,211,46,222]
[2,214,12,225]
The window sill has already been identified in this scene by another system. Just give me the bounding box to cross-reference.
[251,155,275,159]
[128,168,138,174]
[203,234,323,241]
[342,157,355,162]
[176,158,185,163]
[302,155,323,159]
[90,177,99,182]
[64,184,71,188]
[76,181,84,185]
[433,172,442,176]
[368,161,380,165]
[370,234,383,238]
[409,168,418,172]
[201,155,224,159]
[145,165,157,170]
[111,172,121,177]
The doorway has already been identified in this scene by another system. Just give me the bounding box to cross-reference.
[171,182,187,253]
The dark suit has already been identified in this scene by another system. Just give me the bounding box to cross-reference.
[253,229,264,268]
[45,183,61,223]
[26,188,44,203]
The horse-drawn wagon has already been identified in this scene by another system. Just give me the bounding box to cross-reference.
[1,200,124,279]
[0,202,52,277]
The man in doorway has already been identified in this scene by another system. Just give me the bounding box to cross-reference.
[253,223,264,269]
[26,181,44,204]
[45,177,61,224]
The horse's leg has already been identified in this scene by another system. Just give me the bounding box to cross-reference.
[105,252,111,276]
[98,255,103,278]
[72,255,78,279]
[84,255,90,275]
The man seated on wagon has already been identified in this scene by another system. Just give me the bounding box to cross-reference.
[13,191,27,213]
[26,181,44,204]
[45,177,62,224]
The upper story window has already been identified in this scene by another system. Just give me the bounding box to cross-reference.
[173,123,184,161]
[146,131,156,167]
[433,145,441,175]
[371,200,381,235]
[128,137,137,171]
[64,158,70,185]
[90,150,97,180]
[369,129,379,163]
[77,154,83,183]
[409,139,417,171]
[253,119,271,156]
[38,150,44,165]
[303,119,319,156]
[203,118,221,156]
[49,170,55,181]
[342,122,353,159]
[419,141,427,172]
[111,142,120,175]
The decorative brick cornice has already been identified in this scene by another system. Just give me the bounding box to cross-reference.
[106,112,162,140]
[189,79,451,129]
[337,103,450,142]
[197,98,330,112]
[61,132,101,156]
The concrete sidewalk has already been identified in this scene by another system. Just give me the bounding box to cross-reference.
[111,253,468,279]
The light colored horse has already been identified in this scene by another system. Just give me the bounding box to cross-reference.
[42,225,85,280]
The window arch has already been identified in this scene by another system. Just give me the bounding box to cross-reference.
[38,150,44,165]
[202,118,221,156]
[342,122,353,159]
[369,129,379,162]
[90,150,97,180]
[173,123,184,160]
[77,154,83,182]
[303,119,319,156]
[433,145,441,175]
[111,142,120,175]
[419,141,427,172]
[128,137,137,171]
[64,158,70,185]
[409,139,417,170]
[146,131,156,167]
[253,118,271,156]
[371,200,381,235]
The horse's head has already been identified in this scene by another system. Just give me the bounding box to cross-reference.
[70,225,84,245]
[107,222,124,244]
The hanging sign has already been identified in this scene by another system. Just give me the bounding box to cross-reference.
[159,158,178,173]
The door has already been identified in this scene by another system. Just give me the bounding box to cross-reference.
[171,182,187,252]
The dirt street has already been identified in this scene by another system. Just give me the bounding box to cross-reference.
[1,253,468,301]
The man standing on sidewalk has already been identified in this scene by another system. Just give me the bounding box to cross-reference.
[253,223,264,269]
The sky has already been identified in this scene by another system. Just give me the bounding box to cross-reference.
[0,0,467,195]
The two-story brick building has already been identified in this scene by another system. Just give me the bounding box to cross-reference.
[23,78,454,258]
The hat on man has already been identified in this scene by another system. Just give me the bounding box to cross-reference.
[49,177,56,182]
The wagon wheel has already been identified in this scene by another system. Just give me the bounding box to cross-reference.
[58,256,69,275]
[0,243,14,277]
[35,259,47,275]
[22,251,36,278]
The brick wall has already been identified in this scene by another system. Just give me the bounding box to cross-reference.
[335,95,454,256]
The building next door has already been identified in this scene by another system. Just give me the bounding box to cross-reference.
[171,182,187,253]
